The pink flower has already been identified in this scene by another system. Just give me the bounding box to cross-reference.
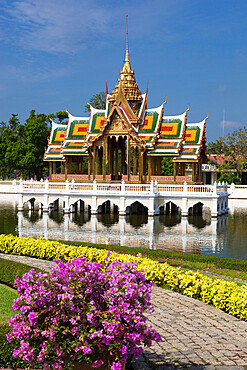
[92,359,104,368]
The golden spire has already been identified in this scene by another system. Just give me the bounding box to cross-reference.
[123,14,131,72]
[109,15,142,103]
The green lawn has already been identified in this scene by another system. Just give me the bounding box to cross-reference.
[0,283,18,325]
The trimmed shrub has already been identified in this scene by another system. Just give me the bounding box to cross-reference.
[0,234,247,321]
[0,257,41,287]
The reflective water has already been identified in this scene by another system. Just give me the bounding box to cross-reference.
[1,196,247,259]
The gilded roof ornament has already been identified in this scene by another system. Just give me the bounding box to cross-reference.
[186,103,190,114]
[109,15,142,103]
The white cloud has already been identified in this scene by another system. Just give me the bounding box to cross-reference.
[0,0,111,53]
[220,120,241,128]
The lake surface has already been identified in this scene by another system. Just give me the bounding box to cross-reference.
[1,196,247,260]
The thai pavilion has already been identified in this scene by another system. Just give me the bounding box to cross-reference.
[44,19,208,184]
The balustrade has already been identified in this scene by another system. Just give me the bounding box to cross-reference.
[18,179,228,196]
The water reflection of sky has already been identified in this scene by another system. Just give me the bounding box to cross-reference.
[0,196,247,259]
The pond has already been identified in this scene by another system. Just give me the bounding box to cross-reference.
[1,195,247,260]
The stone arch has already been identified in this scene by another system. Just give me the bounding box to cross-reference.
[68,198,92,214]
[97,199,119,214]
[188,200,212,216]
[48,197,65,212]
[159,201,181,215]
[23,196,43,211]
[126,200,148,215]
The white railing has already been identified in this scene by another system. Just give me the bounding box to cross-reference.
[228,183,247,198]
[17,179,228,197]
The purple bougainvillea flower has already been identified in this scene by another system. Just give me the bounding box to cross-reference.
[7,257,162,368]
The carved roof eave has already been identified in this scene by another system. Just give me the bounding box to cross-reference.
[115,82,138,121]
[139,81,149,121]
[87,104,146,150]
[149,101,166,149]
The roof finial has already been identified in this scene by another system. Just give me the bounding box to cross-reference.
[123,14,131,72]
[125,14,129,63]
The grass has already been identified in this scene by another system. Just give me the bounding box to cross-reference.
[0,284,18,325]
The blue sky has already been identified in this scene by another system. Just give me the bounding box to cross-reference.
[1,0,247,141]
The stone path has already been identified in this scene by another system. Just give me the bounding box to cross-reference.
[1,253,247,369]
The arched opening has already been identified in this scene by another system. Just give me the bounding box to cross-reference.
[159,201,180,215]
[125,201,148,230]
[69,200,91,214]
[126,201,148,215]
[188,202,211,229]
[188,202,203,216]
[158,202,181,227]
[24,197,42,212]
[97,200,119,226]
[97,200,119,214]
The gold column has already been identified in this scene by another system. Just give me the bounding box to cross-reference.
[103,137,107,181]
[88,155,91,180]
[139,150,143,182]
[99,148,103,175]
[181,163,185,176]
[53,161,56,174]
[192,163,196,183]
[133,147,137,175]
[198,159,202,183]
[115,139,119,179]
[121,140,125,175]
[95,147,98,175]
[108,138,111,176]
[65,158,68,179]
[174,162,178,182]
[92,150,96,179]
[127,137,131,181]
[143,152,147,177]
[148,157,151,181]
[49,162,52,179]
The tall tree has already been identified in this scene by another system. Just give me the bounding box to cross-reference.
[85,92,106,112]
[208,127,247,182]
[22,110,50,179]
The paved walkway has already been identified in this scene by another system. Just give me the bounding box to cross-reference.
[1,253,247,369]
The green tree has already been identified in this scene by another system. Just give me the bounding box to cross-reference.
[207,138,227,155]
[85,92,106,112]
[4,114,26,178]
[161,157,173,176]
[208,127,247,182]
[22,110,50,178]
[55,111,68,124]
[218,172,240,185]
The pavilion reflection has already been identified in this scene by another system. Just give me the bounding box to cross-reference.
[17,211,228,254]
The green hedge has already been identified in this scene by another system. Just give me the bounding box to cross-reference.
[56,239,247,272]
[0,234,247,321]
[0,257,41,287]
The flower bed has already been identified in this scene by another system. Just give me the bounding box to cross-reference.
[7,258,161,369]
[0,234,247,321]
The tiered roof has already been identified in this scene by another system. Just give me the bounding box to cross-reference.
[44,104,207,162]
